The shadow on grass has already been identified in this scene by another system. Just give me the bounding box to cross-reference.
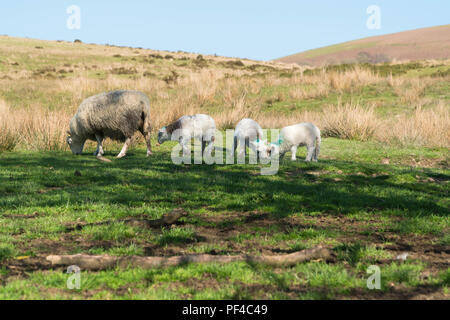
[0,151,448,220]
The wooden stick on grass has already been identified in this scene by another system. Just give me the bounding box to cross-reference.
[46,246,333,270]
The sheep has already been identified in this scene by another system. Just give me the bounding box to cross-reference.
[66,90,152,158]
[157,114,216,157]
[232,118,263,158]
[252,122,321,162]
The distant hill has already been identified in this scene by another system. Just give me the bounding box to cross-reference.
[276,25,450,66]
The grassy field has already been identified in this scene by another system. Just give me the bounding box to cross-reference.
[0,36,449,300]
[0,138,448,299]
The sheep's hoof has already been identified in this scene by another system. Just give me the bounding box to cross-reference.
[146,151,153,157]
[117,154,126,159]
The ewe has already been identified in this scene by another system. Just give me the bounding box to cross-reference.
[67,90,152,158]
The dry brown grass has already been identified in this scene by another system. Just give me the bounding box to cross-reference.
[393,78,429,105]
[0,100,19,151]
[319,102,378,141]
[382,102,450,147]
[0,58,448,152]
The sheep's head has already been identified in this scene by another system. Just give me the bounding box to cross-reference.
[251,139,280,160]
[267,144,280,158]
[157,127,170,145]
[250,139,270,159]
[66,132,84,155]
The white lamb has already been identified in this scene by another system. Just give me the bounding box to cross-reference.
[253,122,321,162]
[232,118,263,158]
[157,114,216,157]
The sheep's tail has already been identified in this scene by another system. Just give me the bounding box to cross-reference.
[314,128,321,161]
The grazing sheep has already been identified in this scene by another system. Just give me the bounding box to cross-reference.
[253,122,321,162]
[157,114,216,157]
[66,90,152,158]
[232,118,263,158]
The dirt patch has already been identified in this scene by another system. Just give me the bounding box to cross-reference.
[2,210,448,299]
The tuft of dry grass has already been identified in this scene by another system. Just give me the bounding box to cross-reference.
[318,102,378,141]
[382,102,450,147]
[394,78,428,105]
[0,100,20,151]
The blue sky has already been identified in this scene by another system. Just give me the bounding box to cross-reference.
[0,1,448,60]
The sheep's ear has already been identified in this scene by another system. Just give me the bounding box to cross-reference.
[67,130,71,135]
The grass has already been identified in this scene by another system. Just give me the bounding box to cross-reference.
[0,36,448,300]
[0,137,448,299]
[0,37,449,152]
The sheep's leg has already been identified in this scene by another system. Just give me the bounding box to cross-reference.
[313,137,320,162]
[202,140,207,155]
[143,132,152,157]
[94,134,104,156]
[244,137,249,158]
[205,139,214,158]
[237,137,246,158]
[138,128,152,157]
[180,137,190,158]
[232,136,238,158]
[117,138,131,159]
[305,145,315,162]
[290,145,298,161]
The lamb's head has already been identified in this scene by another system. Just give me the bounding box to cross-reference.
[66,132,85,155]
[267,143,280,158]
[251,139,281,160]
[250,139,270,159]
[157,127,170,145]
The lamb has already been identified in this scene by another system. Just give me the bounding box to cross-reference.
[157,114,216,157]
[232,118,263,158]
[66,90,152,158]
[253,122,321,162]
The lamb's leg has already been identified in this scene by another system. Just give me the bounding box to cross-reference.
[232,136,238,158]
[305,145,315,162]
[205,139,214,158]
[202,140,207,155]
[117,138,131,159]
[245,137,249,158]
[94,134,104,156]
[313,137,320,162]
[180,138,190,158]
[290,145,298,161]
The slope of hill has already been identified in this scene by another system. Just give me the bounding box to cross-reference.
[0,35,449,301]
[276,25,450,66]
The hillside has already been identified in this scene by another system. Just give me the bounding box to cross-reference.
[276,25,450,66]
[0,36,449,300]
